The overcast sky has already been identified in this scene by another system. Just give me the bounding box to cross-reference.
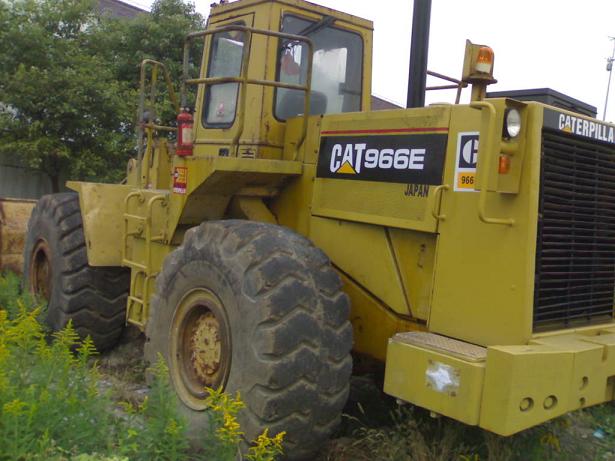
[125,0,615,121]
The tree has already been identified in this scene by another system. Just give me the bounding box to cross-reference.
[96,0,205,121]
[0,0,205,191]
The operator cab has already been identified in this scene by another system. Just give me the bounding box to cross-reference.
[191,0,373,160]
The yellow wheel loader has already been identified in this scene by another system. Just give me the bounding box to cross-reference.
[23,0,615,458]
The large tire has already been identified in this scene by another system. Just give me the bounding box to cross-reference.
[144,220,353,460]
[23,193,129,351]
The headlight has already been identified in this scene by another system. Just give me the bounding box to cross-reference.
[504,108,522,138]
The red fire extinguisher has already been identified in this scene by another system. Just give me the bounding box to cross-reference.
[176,108,193,157]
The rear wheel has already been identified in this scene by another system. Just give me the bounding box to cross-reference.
[23,193,129,351]
[145,220,353,460]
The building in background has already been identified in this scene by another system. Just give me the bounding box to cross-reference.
[371,95,402,110]
[99,0,147,19]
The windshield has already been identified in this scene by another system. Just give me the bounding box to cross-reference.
[275,15,363,120]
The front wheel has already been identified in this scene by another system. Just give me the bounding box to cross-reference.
[144,220,353,460]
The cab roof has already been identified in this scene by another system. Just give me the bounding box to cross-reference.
[209,0,374,30]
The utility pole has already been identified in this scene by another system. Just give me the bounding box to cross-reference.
[603,36,615,121]
[407,0,432,108]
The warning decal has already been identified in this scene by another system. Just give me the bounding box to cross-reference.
[454,132,479,192]
[173,167,187,194]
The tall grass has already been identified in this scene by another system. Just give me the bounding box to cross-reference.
[0,302,112,459]
[337,389,600,461]
[0,272,285,461]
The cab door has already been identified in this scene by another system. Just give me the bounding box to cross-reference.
[193,13,255,157]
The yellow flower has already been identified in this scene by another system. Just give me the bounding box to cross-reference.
[3,398,27,416]
[247,428,286,461]
[165,418,181,436]
[216,412,244,444]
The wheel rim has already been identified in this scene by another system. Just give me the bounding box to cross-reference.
[170,288,231,410]
[29,239,52,302]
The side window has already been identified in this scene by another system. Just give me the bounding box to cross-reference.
[202,26,245,127]
[275,15,363,121]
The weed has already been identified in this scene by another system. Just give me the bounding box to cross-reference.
[345,406,473,461]
[0,273,286,460]
[0,271,33,320]
[0,303,113,459]
[117,355,190,461]
[201,386,244,460]
[246,428,286,461]
[201,386,286,461]
[334,394,603,461]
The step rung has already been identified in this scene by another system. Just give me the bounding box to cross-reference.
[128,295,144,306]
[127,318,145,329]
[124,213,146,221]
[122,259,147,271]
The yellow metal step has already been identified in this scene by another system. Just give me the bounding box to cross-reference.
[392,332,487,362]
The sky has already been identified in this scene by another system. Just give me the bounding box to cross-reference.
[124,0,615,121]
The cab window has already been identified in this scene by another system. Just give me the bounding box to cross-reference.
[202,26,245,127]
[275,15,363,120]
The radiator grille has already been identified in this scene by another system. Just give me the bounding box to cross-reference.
[534,130,615,329]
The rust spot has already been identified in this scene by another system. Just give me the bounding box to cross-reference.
[190,311,223,381]
[29,239,52,301]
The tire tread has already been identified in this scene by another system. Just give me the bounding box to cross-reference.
[23,193,129,351]
[146,220,352,460]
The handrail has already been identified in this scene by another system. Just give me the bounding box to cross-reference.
[431,184,449,220]
[470,101,515,226]
[136,60,180,186]
[426,70,468,104]
[182,25,314,159]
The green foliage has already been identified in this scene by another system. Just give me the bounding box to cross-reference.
[201,387,244,461]
[245,429,286,461]
[118,356,190,461]
[0,271,29,319]
[0,274,285,460]
[0,0,133,189]
[97,0,204,85]
[0,0,205,190]
[0,304,113,460]
[201,387,286,461]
